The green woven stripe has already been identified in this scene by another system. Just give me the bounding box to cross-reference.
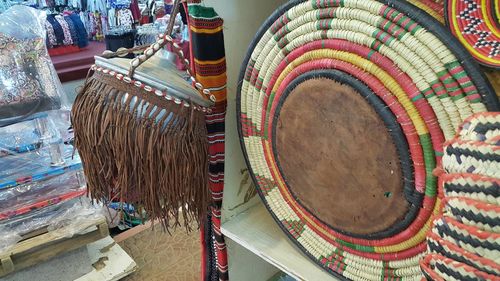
[283,220,306,238]
[264,91,278,139]
[367,50,376,60]
[256,174,276,195]
[336,239,375,252]
[453,71,468,80]
[450,93,466,102]
[420,133,437,197]
[432,85,445,93]
[411,94,425,102]
[445,61,462,70]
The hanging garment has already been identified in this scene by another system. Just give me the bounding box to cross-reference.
[87,0,106,14]
[64,15,79,46]
[108,8,117,28]
[101,15,108,36]
[94,12,104,41]
[79,11,86,29]
[44,19,57,47]
[55,15,73,45]
[46,15,64,45]
[117,9,134,29]
[129,0,140,21]
[69,13,88,48]
[88,12,97,37]
[69,0,81,9]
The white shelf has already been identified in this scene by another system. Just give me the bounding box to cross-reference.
[221,203,340,281]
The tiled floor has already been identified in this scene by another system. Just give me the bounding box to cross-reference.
[117,224,201,281]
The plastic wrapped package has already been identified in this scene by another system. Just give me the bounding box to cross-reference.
[0,198,105,252]
[0,170,86,221]
[0,6,69,127]
[0,105,89,232]
[0,113,80,187]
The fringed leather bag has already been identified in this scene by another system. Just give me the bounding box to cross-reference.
[71,1,214,230]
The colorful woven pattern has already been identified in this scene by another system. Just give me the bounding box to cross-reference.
[445,0,500,68]
[186,2,228,281]
[407,0,445,22]
[237,0,498,280]
[422,112,500,280]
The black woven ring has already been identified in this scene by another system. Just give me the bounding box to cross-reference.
[270,69,419,240]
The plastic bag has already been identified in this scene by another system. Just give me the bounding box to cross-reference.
[0,198,105,253]
[0,114,81,185]
[0,170,86,221]
[0,6,66,127]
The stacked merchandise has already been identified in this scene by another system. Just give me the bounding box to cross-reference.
[45,10,89,55]
[421,113,500,280]
[0,6,103,253]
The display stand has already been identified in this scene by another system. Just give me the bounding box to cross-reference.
[222,203,339,281]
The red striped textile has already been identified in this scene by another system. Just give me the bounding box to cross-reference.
[185,1,228,280]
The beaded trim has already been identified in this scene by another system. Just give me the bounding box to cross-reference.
[91,65,212,113]
[129,33,216,103]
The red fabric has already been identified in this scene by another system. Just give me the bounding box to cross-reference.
[130,0,141,21]
[48,45,81,56]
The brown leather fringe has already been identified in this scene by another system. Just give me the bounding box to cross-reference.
[71,71,210,231]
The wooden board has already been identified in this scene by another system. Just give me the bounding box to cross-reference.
[76,237,137,281]
[0,218,109,278]
[221,202,340,281]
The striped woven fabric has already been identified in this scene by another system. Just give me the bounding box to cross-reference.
[427,232,500,276]
[422,112,500,280]
[186,2,228,280]
[439,173,500,205]
[432,216,499,261]
[421,254,499,281]
[237,1,498,280]
[443,197,500,233]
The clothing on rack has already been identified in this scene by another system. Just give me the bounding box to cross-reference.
[117,8,133,29]
[44,19,57,47]
[43,12,88,49]
[86,0,105,14]
[68,13,88,47]
[129,0,140,21]
[46,14,64,45]
[55,15,73,45]
[63,16,79,46]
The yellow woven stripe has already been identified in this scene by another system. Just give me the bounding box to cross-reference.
[189,25,223,34]
[265,50,435,252]
[496,0,500,25]
[451,0,500,65]
[272,49,430,136]
[374,198,441,252]
[194,57,226,65]
[481,0,500,37]
[406,0,444,23]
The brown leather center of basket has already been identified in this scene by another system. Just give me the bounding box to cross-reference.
[275,78,407,235]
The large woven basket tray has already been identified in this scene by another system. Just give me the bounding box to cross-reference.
[236,1,499,280]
